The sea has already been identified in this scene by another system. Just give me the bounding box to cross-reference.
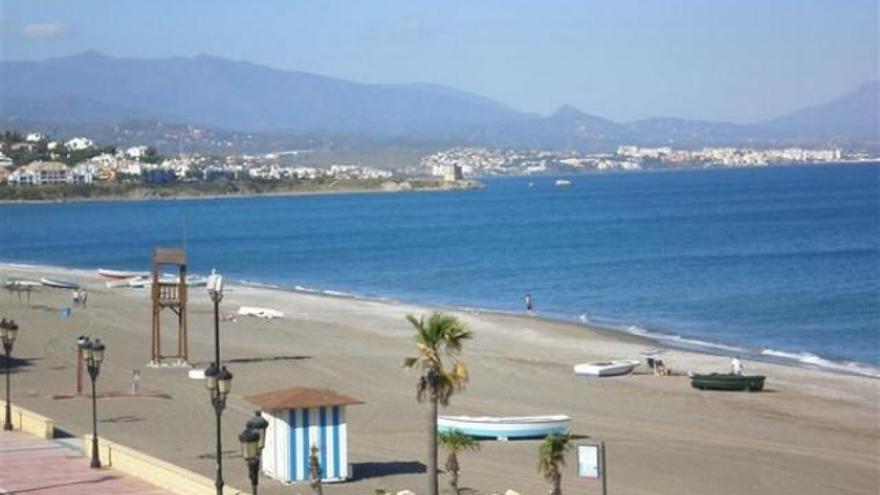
[1,164,878,377]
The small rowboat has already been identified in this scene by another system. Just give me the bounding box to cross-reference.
[690,373,765,392]
[574,359,640,377]
[438,415,570,440]
[97,268,149,280]
[40,278,80,289]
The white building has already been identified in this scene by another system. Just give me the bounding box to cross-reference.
[65,137,95,151]
[25,132,45,143]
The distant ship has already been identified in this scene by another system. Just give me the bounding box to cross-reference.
[555,179,572,187]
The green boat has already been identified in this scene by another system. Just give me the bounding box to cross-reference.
[690,373,765,392]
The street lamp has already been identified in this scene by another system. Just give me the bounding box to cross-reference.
[79,337,105,468]
[238,427,261,495]
[206,270,224,368]
[1,319,19,431]
[205,362,233,495]
[240,410,268,494]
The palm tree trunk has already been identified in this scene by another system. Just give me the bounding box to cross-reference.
[428,396,439,495]
[448,453,459,495]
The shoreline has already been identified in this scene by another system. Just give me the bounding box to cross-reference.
[1,261,878,494]
[0,179,485,205]
[4,260,878,379]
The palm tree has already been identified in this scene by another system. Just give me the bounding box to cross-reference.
[403,312,472,495]
[439,429,480,494]
[537,433,572,495]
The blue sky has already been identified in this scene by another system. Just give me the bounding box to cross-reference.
[1,0,877,123]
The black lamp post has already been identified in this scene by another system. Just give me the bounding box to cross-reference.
[205,363,233,495]
[238,427,261,495]
[2,319,19,431]
[240,410,269,494]
[205,270,232,495]
[79,337,105,468]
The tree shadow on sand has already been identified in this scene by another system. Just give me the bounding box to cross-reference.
[351,461,426,480]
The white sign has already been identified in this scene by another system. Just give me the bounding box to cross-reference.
[578,444,600,479]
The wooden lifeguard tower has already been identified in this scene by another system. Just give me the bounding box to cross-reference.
[150,248,189,365]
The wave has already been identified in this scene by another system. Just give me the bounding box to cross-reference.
[760,349,880,378]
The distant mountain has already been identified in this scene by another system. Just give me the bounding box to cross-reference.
[1,52,876,149]
[0,51,526,135]
[759,81,879,140]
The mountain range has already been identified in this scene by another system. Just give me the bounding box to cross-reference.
[1,52,877,150]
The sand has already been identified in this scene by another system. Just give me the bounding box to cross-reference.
[1,264,878,495]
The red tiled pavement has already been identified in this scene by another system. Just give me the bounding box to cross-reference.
[0,431,172,494]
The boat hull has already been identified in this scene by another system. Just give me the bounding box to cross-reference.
[574,359,640,377]
[690,373,765,392]
[438,415,570,440]
[40,278,79,289]
[97,269,149,279]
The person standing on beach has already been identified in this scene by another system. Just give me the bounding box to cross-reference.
[80,288,88,309]
[525,292,533,313]
[730,356,744,375]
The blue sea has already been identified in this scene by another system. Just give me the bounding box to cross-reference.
[1,164,878,376]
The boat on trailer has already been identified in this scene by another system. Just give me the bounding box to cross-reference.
[574,359,640,377]
[438,415,570,440]
[40,278,80,289]
[690,373,765,392]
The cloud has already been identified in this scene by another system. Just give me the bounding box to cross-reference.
[22,22,67,39]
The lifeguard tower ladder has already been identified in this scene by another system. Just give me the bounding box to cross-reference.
[150,248,189,366]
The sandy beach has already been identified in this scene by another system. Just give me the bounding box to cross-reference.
[1,264,878,495]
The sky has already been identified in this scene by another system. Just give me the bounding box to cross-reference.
[1,0,877,123]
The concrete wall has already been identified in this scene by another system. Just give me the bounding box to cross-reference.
[84,434,247,495]
[0,399,54,439]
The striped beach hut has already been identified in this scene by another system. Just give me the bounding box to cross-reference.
[247,387,363,483]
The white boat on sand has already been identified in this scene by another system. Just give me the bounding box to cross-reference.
[438,415,570,440]
[40,278,80,289]
[98,268,149,279]
[574,359,640,377]
[237,306,284,319]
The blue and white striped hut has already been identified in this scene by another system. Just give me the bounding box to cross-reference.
[247,387,363,483]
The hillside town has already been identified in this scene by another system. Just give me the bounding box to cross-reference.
[0,131,394,188]
[418,145,866,178]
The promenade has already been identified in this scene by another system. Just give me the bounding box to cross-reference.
[0,431,170,495]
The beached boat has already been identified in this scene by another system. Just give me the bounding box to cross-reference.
[237,306,285,319]
[555,179,572,187]
[690,373,765,392]
[97,268,149,279]
[4,279,42,288]
[438,415,570,440]
[574,359,640,377]
[40,278,80,289]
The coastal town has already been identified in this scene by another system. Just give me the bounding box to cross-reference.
[0,129,873,199]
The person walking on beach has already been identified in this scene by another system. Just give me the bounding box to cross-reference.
[730,356,744,375]
[525,292,533,313]
[80,288,88,309]
[71,289,80,308]
[131,369,142,395]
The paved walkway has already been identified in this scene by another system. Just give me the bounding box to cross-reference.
[0,431,171,495]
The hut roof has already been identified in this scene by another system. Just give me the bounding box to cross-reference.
[246,387,363,410]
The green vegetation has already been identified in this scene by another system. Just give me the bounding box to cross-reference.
[403,312,472,495]
[537,433,573,495]
[438,429,481,494]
